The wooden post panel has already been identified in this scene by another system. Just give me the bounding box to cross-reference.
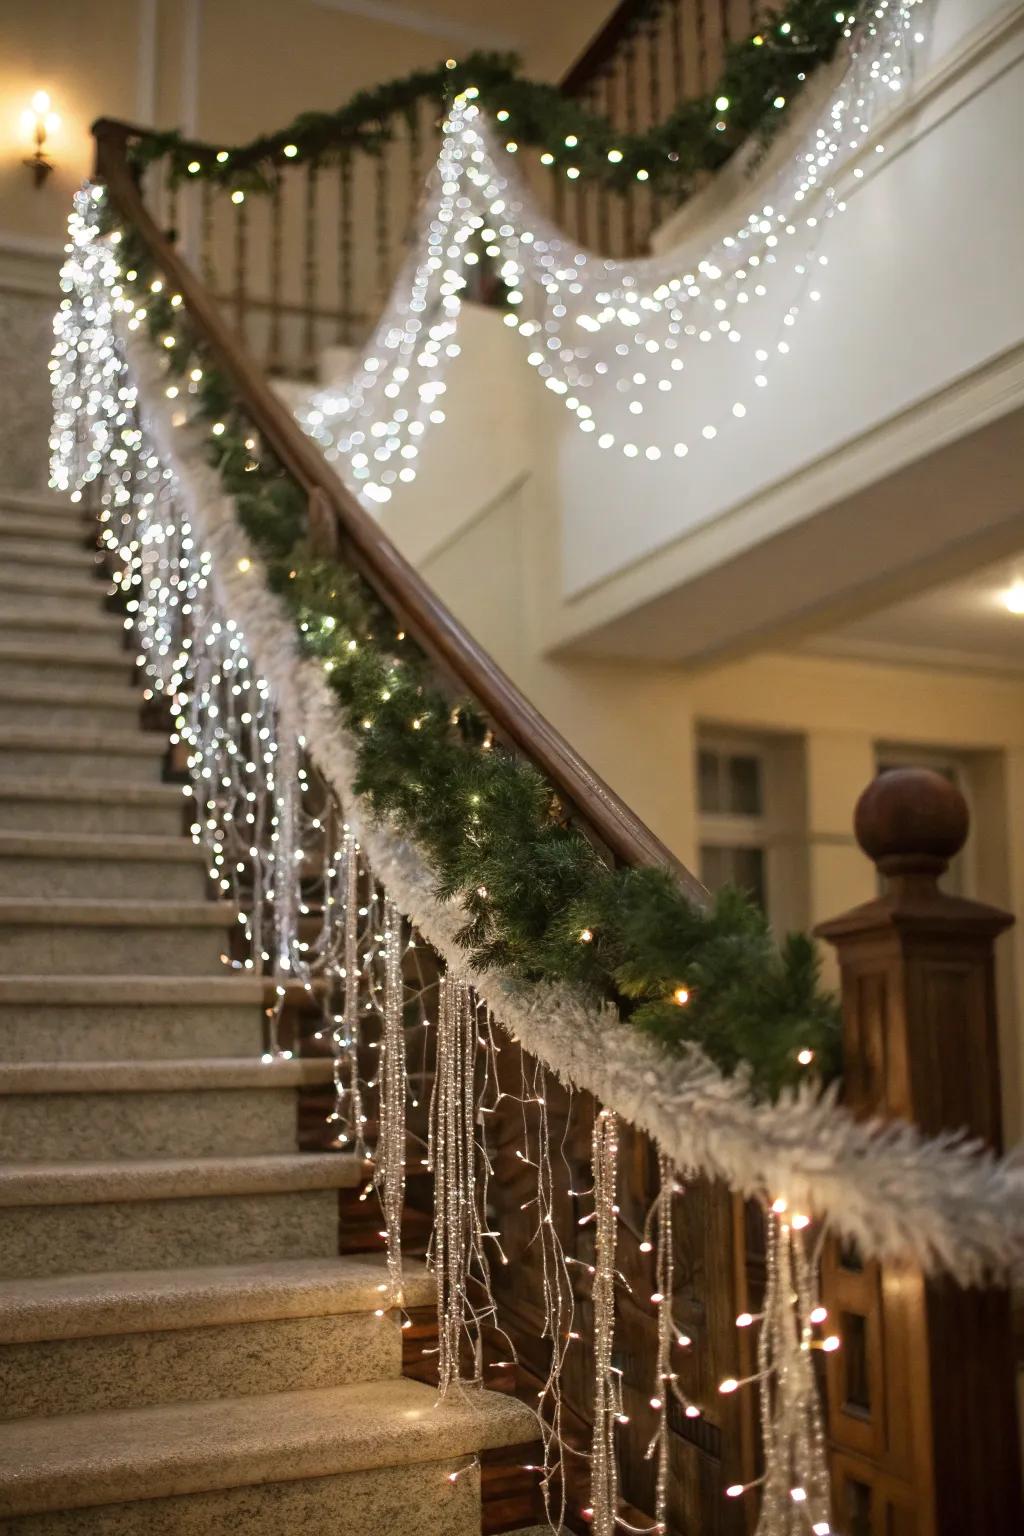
[816,767,1022,1534]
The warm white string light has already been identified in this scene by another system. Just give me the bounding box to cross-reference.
[301,2,927,499]
[51,181,847,1536]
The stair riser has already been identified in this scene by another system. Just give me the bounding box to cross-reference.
[0,542,99,572]
[0,798,183,837]
[0,573,107,605]
[0,749,165,784]
[0,1087,299,1161]
[0,514,93,543]
[0,857,207,901]
[0,594,117,626]
[0,659,135,691]
[0,1460,479,1535]
[0,701,140,733]
[0,926,229,977]
[0,1189,340,1279]
[0,630,129,663]
[0,1005,263,1062]
[0,1312,399,1420]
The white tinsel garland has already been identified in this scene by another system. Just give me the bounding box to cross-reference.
[126,326,1024,1287]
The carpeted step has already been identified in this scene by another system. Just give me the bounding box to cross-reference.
[0,1153,362,1279]
[0,570,110,620]
[0,899,237,976]
[0,975,266,1062]
[0,489,80,517]
[0,1057,335,1162]
[0,1254,434,1421]
[0,509,93,543]
[0,1378,535,1533]
[0,535,99,572]
[0,728,168,785]
[0,779,186,836]
[0,830,209,901]
[0,680,142,734]
[0,637,133,688]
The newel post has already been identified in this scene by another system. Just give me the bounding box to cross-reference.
[815,767,1022,1533]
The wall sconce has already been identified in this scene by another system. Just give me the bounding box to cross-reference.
[21,91,60,187]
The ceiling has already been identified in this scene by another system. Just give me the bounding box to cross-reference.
[308,0,613,78]
[804,553,1024,675]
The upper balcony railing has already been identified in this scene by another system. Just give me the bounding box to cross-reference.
[107,0,796,378]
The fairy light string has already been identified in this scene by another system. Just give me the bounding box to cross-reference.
[58,146,1024,1535]
[302,2,926,495]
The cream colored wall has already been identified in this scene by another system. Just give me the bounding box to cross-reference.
[0,0,608,251]
[416,477,1024,1140]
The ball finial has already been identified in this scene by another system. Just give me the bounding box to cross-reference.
[854,767,968,875]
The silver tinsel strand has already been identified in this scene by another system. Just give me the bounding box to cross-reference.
[591,1108,620,1536]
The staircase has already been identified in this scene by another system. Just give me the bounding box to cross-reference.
[0,487,535,1532]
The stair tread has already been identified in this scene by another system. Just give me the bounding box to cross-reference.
[0,488,76,516]
[0,1379,535,1516]
[0,1255,434,1343]
[0,569,106,597]
[0,514,92,541]
[0,777,182,805]
[0,830,206,863]
[0,974,262,1004]
[0,538,97,568]
[0,1152,363,1208]
[0,610,119,637]
[0,899,235,927]
[0,639,128,670]
[0,680,137,707]
[0,1056,334,1095]
[0,726,164,755]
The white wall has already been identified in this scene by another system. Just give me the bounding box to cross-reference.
[544,0,1024,636]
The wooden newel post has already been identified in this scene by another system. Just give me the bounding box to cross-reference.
[815,767,1022,1534]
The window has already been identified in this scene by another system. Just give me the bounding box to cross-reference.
[697,741,769,913]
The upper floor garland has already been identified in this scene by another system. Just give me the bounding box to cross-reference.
[126,1,860,199]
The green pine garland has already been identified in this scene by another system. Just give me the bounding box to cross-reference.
[126,2,859,201]
[114,225,841,1098]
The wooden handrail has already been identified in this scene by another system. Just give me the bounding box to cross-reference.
[560,0,661,96]
[93,116,705,899]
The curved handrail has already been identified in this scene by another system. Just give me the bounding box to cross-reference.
[93,117,706,903]
[560,0,663,97]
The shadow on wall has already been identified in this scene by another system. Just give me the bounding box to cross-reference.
[0,286,54,492]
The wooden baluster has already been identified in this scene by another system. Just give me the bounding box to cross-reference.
[719,0,732,55]
[600,69,616,254]
[200,181,215,288]
[232,192,248,348]
[337,150,353,345]
[575,181,589,248]
[623,37,637,253]
[669,0,684,100]
[165,161,179,245]
[647,15,662,231]
[696,0,709,93]
[375,130,391,305]
[552,165,566,236]
[816,768,1023,1534]
[268,167,283,372]
[303,159,319,373]
[407,104,421,227]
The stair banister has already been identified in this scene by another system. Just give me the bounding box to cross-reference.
[817,766,1022,1532]
[92,116,705,900]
